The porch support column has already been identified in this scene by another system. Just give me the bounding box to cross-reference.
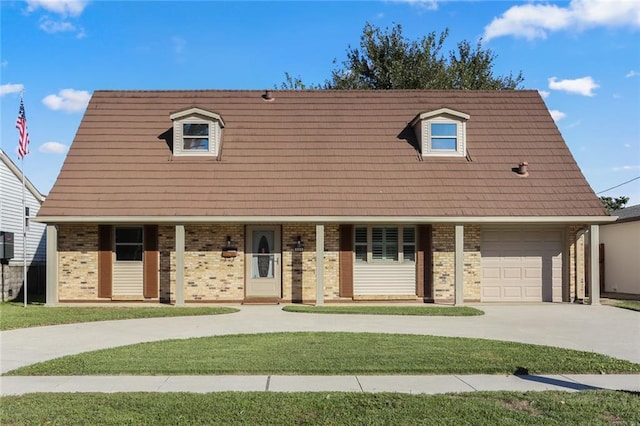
[315,223,324,306]
[175,224,185,306]
[45,224,58,306]
[588,224,600,306]
[454,224,464,306]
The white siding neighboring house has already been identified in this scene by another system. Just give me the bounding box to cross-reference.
[600,204,640,296]
[0,148,46,301]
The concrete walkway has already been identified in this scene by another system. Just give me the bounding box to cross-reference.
[2,374,639,396]
[1,304,639,395]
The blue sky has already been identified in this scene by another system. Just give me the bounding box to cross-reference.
[1,0,639,206]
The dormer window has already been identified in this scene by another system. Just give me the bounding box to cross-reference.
[412,108,470,157]
[170,107,224,157]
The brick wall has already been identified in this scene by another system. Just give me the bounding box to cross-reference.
[432,225,454,302]
[431,224,481,303]
[281,224,340,303]
[568,225,586,301]
[463,225,481,302]
[158,225,175,302]
[183,224,244,301]
[58,224,99,300]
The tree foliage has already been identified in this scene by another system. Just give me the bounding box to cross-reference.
[280,23,524,90]
[599,196,629,213]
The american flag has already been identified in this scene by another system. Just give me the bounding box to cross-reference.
[16,97,30,159]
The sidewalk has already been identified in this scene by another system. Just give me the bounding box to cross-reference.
[1,304,639,396]
[2,374,639,396]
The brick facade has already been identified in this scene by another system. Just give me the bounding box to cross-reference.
[58,224,99,300]
[183,224,245,302]
[53,222,581,304]
[432,224,481,303]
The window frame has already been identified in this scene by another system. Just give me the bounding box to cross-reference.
[169,108,224,157]
[114,226,144,262]
[181,122,211,152]
[354,225,416,264]
[412,108,470,158]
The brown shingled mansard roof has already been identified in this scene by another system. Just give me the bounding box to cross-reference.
[38,89,608,220]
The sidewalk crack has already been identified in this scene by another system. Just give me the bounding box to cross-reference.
[454,375,477,391]
[355,375,364,392]
[266,375,271,392]
[159,376,170,391]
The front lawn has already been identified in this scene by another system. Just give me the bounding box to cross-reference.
[7,332,639,376]
[283,305,484,316]
[1,391,638,425]
[0,302,238,331]
[606,299,640,312]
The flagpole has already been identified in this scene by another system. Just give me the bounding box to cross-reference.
[22,156,27,307]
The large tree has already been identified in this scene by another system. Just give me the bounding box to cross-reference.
[280,23,524,90]
[599,196,629,213]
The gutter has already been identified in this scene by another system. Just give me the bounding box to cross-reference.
[34,215,617,225]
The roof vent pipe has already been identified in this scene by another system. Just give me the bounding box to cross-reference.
[517,162,529,175]
[262,90,274,101]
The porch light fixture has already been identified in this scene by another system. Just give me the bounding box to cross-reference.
[294,236,304,252]
[222,235,238,258]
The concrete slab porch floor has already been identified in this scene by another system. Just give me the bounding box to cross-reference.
[1,304,638,395]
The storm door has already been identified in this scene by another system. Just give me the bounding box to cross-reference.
[245,225,281,298]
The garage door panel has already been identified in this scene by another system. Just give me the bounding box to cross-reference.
[482,267,500,279]
[523,286,542,299]
[481,229,563,303]
[524,268,541,280]
[502,286,523,298]
[482,286,501,299]
[503,268,523,279]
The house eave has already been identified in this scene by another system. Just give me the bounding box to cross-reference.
[34,215,617,225]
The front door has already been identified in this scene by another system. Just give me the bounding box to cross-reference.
[246,225,281,298]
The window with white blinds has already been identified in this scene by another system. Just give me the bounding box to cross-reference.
[354,226,415,263]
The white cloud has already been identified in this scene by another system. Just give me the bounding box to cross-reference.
[624,143,632,148]
[549,110,566,122]
[626,70,639,78]
[538,90,550,99]
[0,83,24,96]
[39,141,69,154]
[42,88,91,112]
[39,16,86,38]
[484,0,640,41]
[26,0,88,17]
[389,0,438,11]
[548,76,599,97]
[612,165,640,172]
[40,17,74,32]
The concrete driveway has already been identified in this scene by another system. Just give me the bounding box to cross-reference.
[1,303,639,375]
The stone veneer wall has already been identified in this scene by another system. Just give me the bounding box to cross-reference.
[432,224,481,303]
[183,224,244,301]
[58,224,99,300]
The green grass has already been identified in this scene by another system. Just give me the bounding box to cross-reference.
[607,299,640,312]
[0,302,238,331]
[283,305,484,316]
[7,332,639,376]
[1,390,638,425]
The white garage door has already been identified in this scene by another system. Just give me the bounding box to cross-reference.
[481,229,563,302]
